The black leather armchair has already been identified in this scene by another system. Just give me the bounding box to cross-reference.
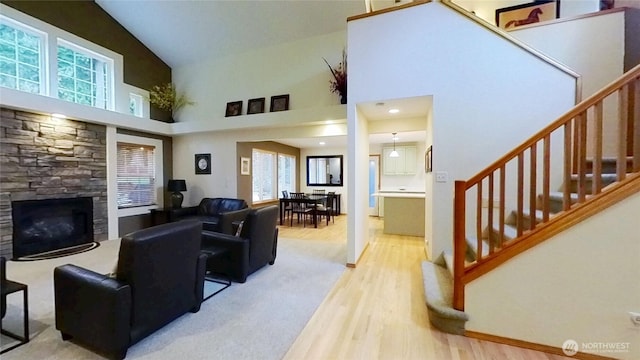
[201,205,279,283]
[54,220,207,360]
[168,197,250,234]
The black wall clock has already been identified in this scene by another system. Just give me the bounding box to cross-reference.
[195,153,211,174]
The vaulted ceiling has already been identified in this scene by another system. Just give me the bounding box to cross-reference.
[96,0,366,68]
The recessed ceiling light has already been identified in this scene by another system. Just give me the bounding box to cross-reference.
[51,113,66,119]
[319,141,326,145]
[388,109,400,114]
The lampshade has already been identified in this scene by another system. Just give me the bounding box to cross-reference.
[389,132,400,158]
[167,179,187,192]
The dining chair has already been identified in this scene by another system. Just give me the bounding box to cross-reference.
[289,192,313,227]
[315,192,335,225]
[281,191,292,222]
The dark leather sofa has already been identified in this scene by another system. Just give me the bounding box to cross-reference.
[54,220,207,360]
[169,197,250,234]
[202,205,279,283]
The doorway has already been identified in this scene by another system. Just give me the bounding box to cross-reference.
[368,155,380,216]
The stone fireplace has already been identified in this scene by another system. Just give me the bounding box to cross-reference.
[0,108,108,259]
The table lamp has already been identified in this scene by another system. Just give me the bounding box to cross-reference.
[167,179,187,208]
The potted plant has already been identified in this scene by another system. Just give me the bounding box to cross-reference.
[323,49,347,104]
[148,83,194,118]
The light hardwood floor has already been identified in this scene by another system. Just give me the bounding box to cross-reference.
[280,214,571,360]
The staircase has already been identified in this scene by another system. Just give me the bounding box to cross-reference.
[422,64,640,336]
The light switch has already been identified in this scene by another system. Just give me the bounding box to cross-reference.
[435,171,448,183]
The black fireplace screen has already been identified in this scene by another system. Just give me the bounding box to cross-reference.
[12,197,94,259]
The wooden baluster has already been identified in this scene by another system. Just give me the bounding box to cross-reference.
[578,111,588,202]
[517,153,524,236]
[627,77,636,157]
[593,101,604,194]
[618,86,629,181]
[572,115,579,174]
[499,165,505,248]
[529,143,537,230]
[476,181,482,260]
[633,77,640,172]
[542,135,550,222]
[453,181,467,311]
[563,121,573,211]
[488,172,494,254]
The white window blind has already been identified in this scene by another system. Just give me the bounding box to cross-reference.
[117,142,156,208]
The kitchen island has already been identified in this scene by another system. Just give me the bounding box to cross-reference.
[374,191,425,237]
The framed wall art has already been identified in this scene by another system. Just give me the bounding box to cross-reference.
[495,0,559,30]
[240,157,251,175]
[425,146,433,173]
[270,94,289,112]
[247,97,265,114]
[195,153,211,174]
[225,101,242,117]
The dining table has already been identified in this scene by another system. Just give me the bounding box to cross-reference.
[279,194,327,228]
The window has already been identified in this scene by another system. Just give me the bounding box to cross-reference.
[278,153,296,195]
[0,17,45,94]
[117,142,156,208]
[252,149,276,202]
[129,93,143,117]
[57,41,111,109]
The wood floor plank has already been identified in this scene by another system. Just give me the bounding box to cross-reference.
[280,215,571,360]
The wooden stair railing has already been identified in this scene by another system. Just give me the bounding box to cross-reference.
[453,64,640,311]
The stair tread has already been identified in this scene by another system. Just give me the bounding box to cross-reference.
[465,236,490,260]
[421,261,468,321]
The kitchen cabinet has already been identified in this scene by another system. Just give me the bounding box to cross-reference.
[382,145,417,175]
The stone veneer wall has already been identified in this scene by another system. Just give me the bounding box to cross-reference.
[0,107,108,259]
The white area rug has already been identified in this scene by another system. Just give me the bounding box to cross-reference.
[1,236,346,360]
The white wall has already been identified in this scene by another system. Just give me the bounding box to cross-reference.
[172,31,347,123]
[466,191,640,360]
[348,1,577,260]
[510,10,626,156]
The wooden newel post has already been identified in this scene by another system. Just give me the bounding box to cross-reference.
[453,180,466,311]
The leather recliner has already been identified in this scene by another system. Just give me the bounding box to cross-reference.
[201,205,279,283]
[168,197,250,234]
[54,220,207,360]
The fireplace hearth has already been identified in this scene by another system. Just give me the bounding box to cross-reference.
[12,197,95,260]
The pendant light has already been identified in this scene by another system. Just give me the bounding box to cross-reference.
[389,132,400,158]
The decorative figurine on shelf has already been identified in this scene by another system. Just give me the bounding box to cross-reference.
[167,179,187,208]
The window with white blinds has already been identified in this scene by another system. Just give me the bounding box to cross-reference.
[117,142,156,208]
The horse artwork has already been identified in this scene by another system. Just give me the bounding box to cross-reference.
[496,0,558,30]
[505,8,543,28]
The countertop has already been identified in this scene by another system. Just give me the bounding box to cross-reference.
[373,191,425,199]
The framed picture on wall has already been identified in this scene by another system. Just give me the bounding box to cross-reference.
[270,94,289,112]
[240,157,251,175]
[225,101,242,117]
[425,146,433,173]
[247,97,265,114]
[195,153,211,174]
[495,0,559,30]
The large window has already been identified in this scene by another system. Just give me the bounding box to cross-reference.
[252,149,276,202]
[57,41,111,109]
[252,149,296,203]
[0,13,115,111]
[117,143,156,208]
[278,154,296,195]
[0,17,45,94]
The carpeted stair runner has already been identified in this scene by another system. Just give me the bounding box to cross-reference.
[420,252,468,335]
